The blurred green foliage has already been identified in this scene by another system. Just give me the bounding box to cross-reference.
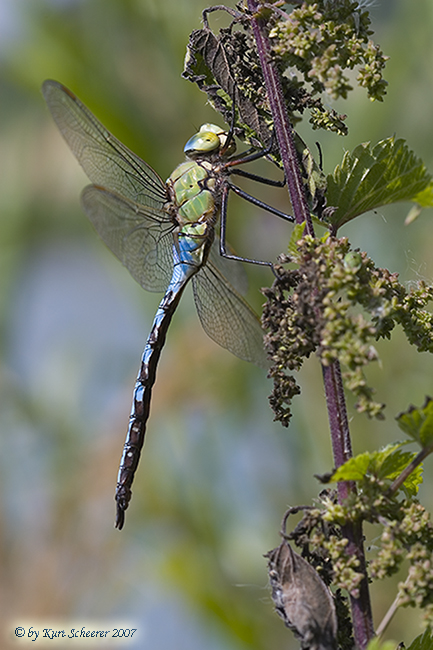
[0,1,433,648]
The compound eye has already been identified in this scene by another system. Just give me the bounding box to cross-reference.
[184,130,220,155]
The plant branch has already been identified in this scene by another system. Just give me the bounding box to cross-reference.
[247,0,313,233]
[322,364,375,647]
[322,363,353,470]
[375,590,401,638]
[388,442,433,496]
[247,2,374,646]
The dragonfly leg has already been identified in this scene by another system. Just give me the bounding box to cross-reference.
[223,130,288,186]
[229,167,286,187]
[228,182,295,223]
[224,127,279,168]
[219,184,274,268]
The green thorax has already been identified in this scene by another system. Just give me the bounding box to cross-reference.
[167,159,216,225]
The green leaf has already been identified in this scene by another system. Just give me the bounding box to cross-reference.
[366,639,400,650]
[406,630,433,650]
[330,443,423,496]
[325,137,432,228]
[331,451,372,482]
[396,397,433,448]
[406,183,433,223]
[287,222,308,259]
[414,182,433,208]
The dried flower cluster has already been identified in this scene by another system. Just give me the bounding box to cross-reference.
[270,0,388,100]
[262,236,433,425]
[371,501,433,630]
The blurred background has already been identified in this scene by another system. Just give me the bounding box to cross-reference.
[0,0,433,648]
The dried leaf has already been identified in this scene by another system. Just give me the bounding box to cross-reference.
[266,540,337,650]
[183,25,274,149]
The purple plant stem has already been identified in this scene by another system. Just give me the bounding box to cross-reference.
[247,2,374,646]
[322,364,374,647]
[246,4,313,233]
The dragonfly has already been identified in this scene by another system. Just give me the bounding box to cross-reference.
[42,80,294,529]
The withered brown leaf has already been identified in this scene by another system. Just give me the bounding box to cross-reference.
[182,25,274,150]
[266,540,337,650]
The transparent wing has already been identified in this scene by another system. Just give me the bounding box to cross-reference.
[192,262,267,368]
[207,238,249,296]
[81,186,174,292]
[42,80,168,208]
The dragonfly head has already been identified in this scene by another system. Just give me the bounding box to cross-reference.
[184,123,236,158]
